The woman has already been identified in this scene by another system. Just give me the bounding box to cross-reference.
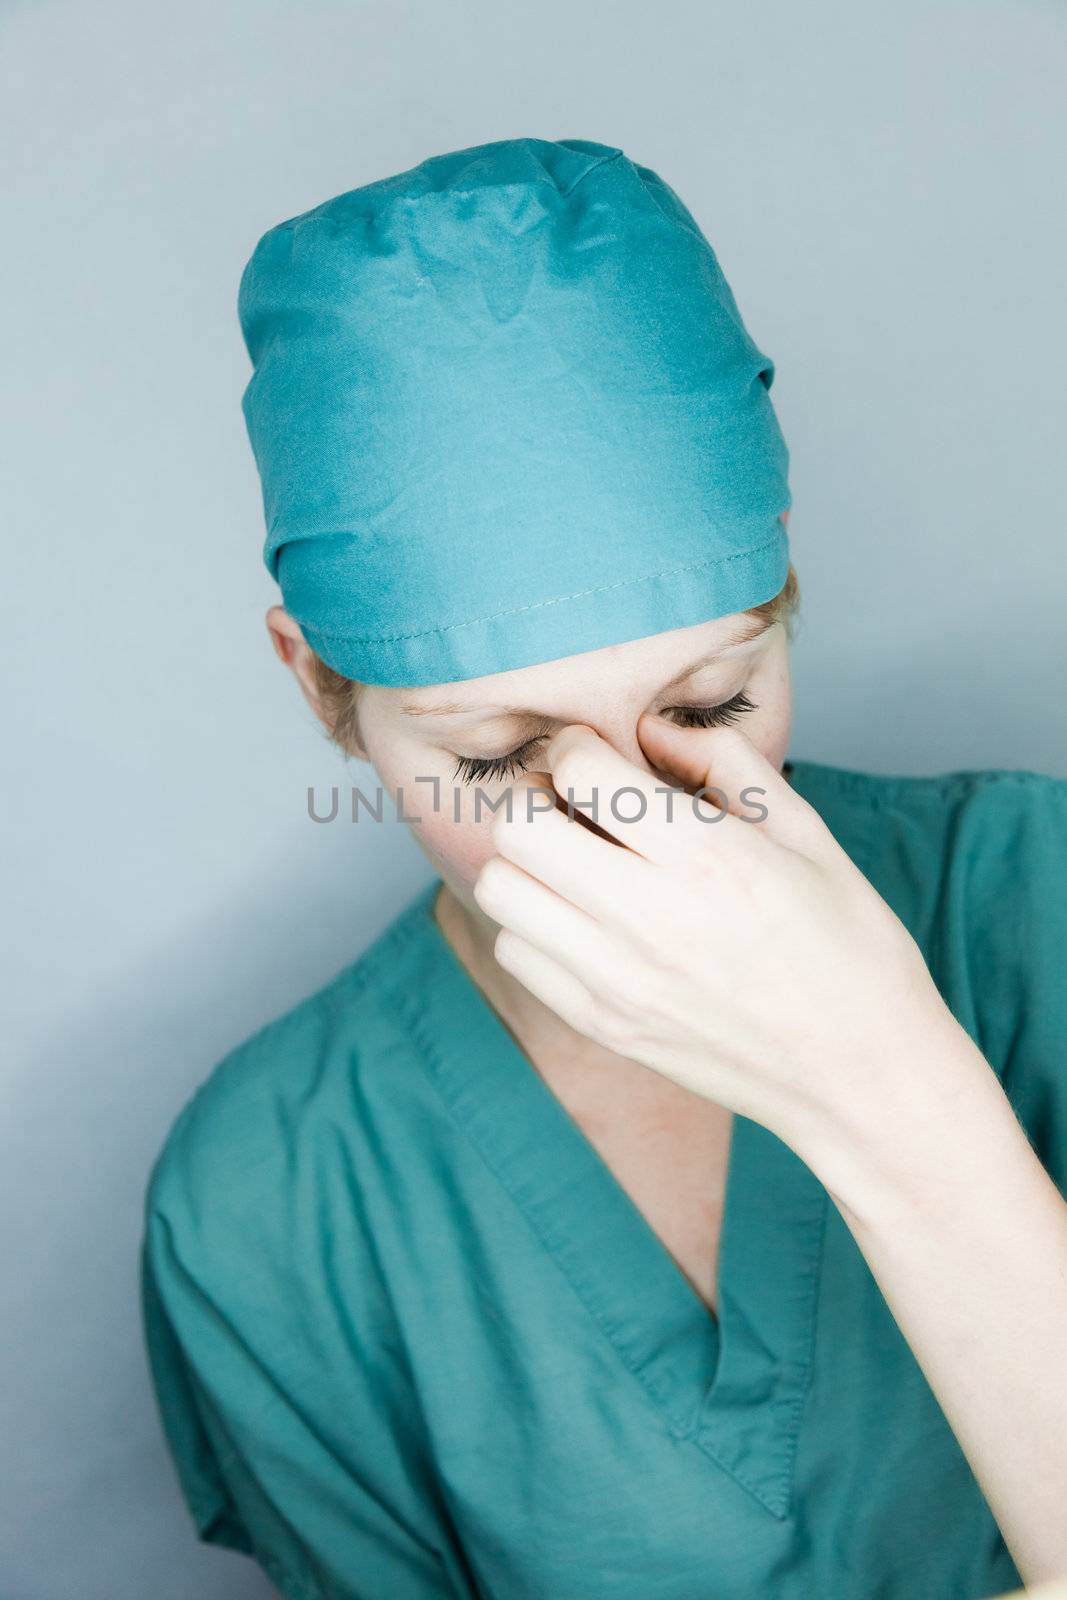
[140,137,1067,1600]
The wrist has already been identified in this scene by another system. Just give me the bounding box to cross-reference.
[794,1012,1012,1234]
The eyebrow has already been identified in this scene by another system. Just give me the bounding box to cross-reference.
[399,612,774,720]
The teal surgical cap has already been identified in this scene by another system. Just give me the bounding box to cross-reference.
[237,137,792,688]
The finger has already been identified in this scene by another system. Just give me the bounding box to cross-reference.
[491,927,607,1044]
[473,855,626,997]
[493,771,652,925]
[635,718,839,863]
[540,724,755,869]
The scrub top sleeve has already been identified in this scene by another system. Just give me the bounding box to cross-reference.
[140,1210,462,1600]
[140,1230,256,1555]
[968,772,1067,1192]
[140,1216,322,1599]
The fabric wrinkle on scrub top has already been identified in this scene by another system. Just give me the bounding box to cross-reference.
[140,758,1067,1600]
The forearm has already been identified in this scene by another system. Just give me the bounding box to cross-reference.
[802,1019,1067,1588]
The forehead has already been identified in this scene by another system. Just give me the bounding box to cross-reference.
[395,611,775,722]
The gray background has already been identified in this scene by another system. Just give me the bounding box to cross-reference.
[3,0,1065,1596]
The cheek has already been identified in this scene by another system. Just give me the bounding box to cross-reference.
[753,705,791,771]
[359,727,509,891]
[750,658,793,770]
[367,735,520,891]
[410,803,499,888]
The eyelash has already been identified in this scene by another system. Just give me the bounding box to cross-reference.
[670,689,759,730]
[450,690,759,786]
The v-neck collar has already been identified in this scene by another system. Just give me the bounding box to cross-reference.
[393,873,830,1521]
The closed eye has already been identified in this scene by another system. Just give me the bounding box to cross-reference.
[450,691,758,786]
[451,737,552,787]
[667,689,759,730]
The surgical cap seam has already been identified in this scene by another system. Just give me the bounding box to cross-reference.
[294,530,784,644]
[558,147,625,197]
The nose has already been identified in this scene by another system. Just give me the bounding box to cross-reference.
[570,717,674,786]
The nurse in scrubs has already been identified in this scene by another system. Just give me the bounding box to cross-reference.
[140,139,1067,1600]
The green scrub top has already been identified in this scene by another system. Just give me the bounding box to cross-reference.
[140,758,1067,1600]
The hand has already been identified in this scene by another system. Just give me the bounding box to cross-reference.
[471,716,976,1174]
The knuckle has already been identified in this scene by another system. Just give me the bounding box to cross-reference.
[475,855,511,906]
[493,925,520,966]
[616,956,659,1014]
[552,746,592,799]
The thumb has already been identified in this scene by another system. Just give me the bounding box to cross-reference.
[636,716,836,861]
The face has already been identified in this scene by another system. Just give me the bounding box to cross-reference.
[271,605,794,919]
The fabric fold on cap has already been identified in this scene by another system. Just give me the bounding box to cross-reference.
[237,136,792,687]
